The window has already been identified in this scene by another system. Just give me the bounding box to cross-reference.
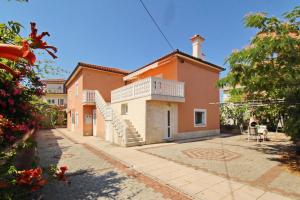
[194,109,207,127]
[75,112,79,127]
[48,99,55,104]
[121,104,128,115]
[59,99,64,105]
[72,112,75,124]
[75,81,79,96]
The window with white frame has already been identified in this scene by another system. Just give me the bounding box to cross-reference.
[194,109,207,127]
[121,104,128,115]
[75,81,79,96]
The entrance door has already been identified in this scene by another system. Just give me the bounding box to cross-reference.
[166,110,171,138]
[93,109,97,136]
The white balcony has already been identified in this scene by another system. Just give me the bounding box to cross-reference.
[46,88,64,94]
[111,77,185,103]
[82,90,95,104]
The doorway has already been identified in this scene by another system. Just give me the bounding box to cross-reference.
[166,110,171,138]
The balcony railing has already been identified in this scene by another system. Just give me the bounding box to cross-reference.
[46,88,65,94]
[111,77,185,103]
[82,90,95,104]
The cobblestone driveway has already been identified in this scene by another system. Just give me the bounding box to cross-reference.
[36,129,169,200]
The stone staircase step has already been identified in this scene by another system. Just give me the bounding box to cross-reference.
[126,141,145,147]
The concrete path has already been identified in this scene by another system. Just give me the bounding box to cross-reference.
[55,128,292,200]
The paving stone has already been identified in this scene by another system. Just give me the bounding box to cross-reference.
[37,130,168,200]
[51,128,294,200]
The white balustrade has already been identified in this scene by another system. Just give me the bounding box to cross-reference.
[94,90,128,145]
[111,77,184,103]
[46,88,64,93]
[82,90,95,103]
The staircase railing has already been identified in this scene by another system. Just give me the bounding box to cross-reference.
[94,90,128,145]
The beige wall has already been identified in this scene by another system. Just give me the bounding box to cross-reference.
[111,98,178,144]
[111,97,147,140]
[44,93,67,106]
[146,101,178,144]
[177,59,221,134]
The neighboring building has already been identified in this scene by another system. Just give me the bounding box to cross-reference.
[65,35,224,147]
[42,79,67,108]
[221,84,244,103]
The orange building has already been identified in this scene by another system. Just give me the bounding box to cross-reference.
[65,35,224,146]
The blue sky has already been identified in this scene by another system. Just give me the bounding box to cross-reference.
[1,0,298,78]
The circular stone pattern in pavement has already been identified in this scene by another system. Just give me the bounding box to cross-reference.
[182,148,240,161]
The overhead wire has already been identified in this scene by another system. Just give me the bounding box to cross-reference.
[138,0,174,50]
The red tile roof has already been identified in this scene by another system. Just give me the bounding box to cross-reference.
[78,62,130,75]
[126,49,224,76]
[65,62,129,86]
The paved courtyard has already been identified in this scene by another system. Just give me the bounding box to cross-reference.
[37,129,300,200]
[36,129,189,200]
[139,133,300,199]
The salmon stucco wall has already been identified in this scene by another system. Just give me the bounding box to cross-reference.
[82,68,125,102]
[134,56,177,81]
[177,59,220,133]
[66,71,84,134]
[66,67,126,136]
[96,109,105,138]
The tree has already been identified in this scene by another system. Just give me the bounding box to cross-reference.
[218,7,300,142]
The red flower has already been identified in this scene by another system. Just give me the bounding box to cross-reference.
[12,87,22,96]
[29,22,57,59]
[8,98,14,105]
[0,42,36,65]
[17,167,47,192]
[55,166,68,182]
[0,89,7,97]
[60,166,68,172]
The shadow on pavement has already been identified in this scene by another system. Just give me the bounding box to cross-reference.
[36,129,63,168]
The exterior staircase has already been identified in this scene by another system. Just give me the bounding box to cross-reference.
[94,90,143,147]
[124,120,144,147]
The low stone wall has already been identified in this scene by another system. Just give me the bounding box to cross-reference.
[175,129,220,140]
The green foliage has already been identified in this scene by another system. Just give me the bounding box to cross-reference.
[0,18,68,198]
[33,100,67,129]
[218,6,300,141]
[221,103,249,126]
[0,21,23,44]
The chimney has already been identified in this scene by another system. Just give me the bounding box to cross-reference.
[190,34,205,60]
